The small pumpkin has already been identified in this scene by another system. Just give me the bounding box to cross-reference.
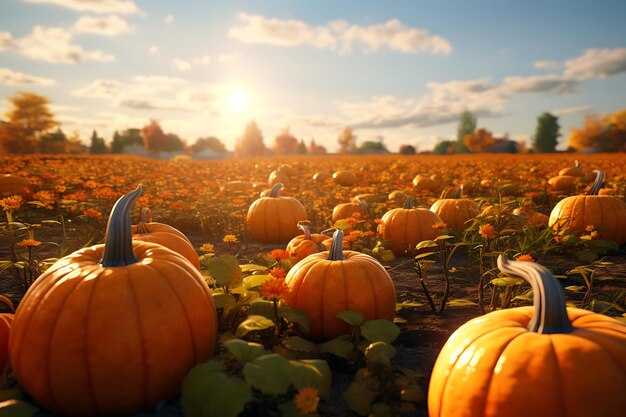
[428,255,626,417]
[558,159,585,177]
[221,180,254,193]
[429,186,478,230]
[9,185,218,417]
[549,170,626,245]
[331,196,370,222]
[0,174,32,196]
[332,170,358,186]
[312,171,330,183]
[285,224,332,262]
[268,166,291,187]
[512,206,549,227]
[378,197,441,256]
[284,229,396,341]
[247,183,307,243]
[412,174,439,193]
[131,207,200,270]
[548,175,577,194]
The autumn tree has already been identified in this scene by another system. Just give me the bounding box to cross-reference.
[297,139,307,154]
[568,111,626,152]
[90,130,108,154]
[434,140,455,155]
[308,139,326,155]
[273,129,299,155]
[533,113,560,153]
[357,137,388,153]
[338,127,357,153]
[141,120,168,153]
[1,91,58,153]
[464,128,496,152]
[112,128,143,153]
[40,128,68,154]
[456,110,476,153]
[399,144,416,154]
[235,121,266,157]
[190,137,227,154]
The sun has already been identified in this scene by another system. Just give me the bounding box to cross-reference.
[227,90,249,113]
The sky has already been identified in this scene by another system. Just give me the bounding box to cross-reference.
[1,0,625,152]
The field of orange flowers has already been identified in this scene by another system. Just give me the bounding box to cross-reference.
[0,153,625,416]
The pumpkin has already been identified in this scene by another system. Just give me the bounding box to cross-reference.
[412,175,439,193]
[221,180,254,193]
[388,190,409,202]
[277,164,298,178]
[131,207,200,270]
[512,206,549,227]
[259,187,291,197]
[284,229,396,341]
[331,196,370,222]
[268,166,291,187]
[332,170,358,186]
[428,255,626,417]
[0,294,14,373]
[548,175,577,194]
[549,170,626,245]
[429,186,478,230]
[246,183,307,243]
[312,171,330,183]
[0,175,32,196]
[378,197,441,256]
[559,159,585,177]
[9,185,218,417]
[285,224,332,262]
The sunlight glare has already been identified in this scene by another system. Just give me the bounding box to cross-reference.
[228,90,249,113]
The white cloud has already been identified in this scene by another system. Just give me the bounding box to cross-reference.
[229,12,452,55]
[132,75,187,85]
[564,47,626,79]
[164,15,174,24]
[172,58,191,71]
[0,32,16,51]
[218,53,238,63]
[73,79,124,98]
[534,60,559,70]
[24,0,141,15]
[192,55,211,65]
[149,46,158,54]
[501,74,579,94]
[551,106,592,116]
[71,15,134,37]
[0,67,55,85]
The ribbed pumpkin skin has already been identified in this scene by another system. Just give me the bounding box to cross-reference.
[285,251,396,341]
[549,195,626,245]
[378,208,441,255]
[428,306,626,417]
[430,199,478,230]
[0,314,14,371]
[0,175,31,196]
[131,222,200,269]
[247,197,307,243]
[9,241,217,417]
[332,202,368,222]
[286,234,331,262]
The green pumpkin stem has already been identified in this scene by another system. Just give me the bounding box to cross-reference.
[327,229,345,261]
[497,255,574,334]
[269,183,284,197]
[403,196,415,209]
[298,223,312,240]
[101,185,143,267]
[136,207,151,234]
[587,170,604,196]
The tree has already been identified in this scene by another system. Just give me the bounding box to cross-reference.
[568,111,626,152]
[141,120,167,153]
[398,144,416,154]
[90,130,108,154]
[111,131,123,153]
[308,139,326,155]
[533,113,560,153]
[338,127,357,153]
[464,128,496,152]
[297,139,307,154]
[115,128,143,153]
[434,140,455,155]
[456,110,476,153]
[190,137,227,154]
[357,137,388,153]
[273,129,299,155]
[66,131,84,154]
[235,121,266,157]
[40,128,68,154]
[163,133,185,152]
[1,91,57,153]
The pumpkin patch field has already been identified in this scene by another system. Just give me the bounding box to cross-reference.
[0,153,625,417]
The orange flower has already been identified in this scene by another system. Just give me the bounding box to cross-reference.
[269,249,290,260]
[17,239,42,247]
[200,243,215,253]
[590,230,600,240]
[0,195,23,211]
[515,254,535,262]
[223,234,238,243]
[260,277,290,300]
[432,221,448,230]
[83,208,102,218]
[294,387,319,414]
[270,267,287,279]
[479,224,497,239]
[585,225,595,232]
[231,198,245,206]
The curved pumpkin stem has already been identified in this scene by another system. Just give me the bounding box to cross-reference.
[497,256,574,334]
[587,170,604,196]
[403,196,415,209]
[327,229,345,261]
[355,196,370,218]
[455,185,463,199]
[297,223,312,240]
[269,183,284,197]
[136,207,151,234]
[101,185,142,267]
[574,160,580,169]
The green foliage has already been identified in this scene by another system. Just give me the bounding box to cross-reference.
[534,112,560,153]
[433,140,455,155]
[456,110,476,153]
[89,130,108,154]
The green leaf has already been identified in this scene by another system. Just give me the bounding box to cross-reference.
[416,240,437,250]
[243,274,271,289]
[364,341,396,365]
[414,252,437,260]
[0,388,21,403]
[319,335,354,360]
[400,386,425,403]
[248,300,274,319]
[447,299,478,308]
[336,310,364,326]
[564,285,586,292]
[0,399,39,417]
[371,402,393,417]
[211,293,237,313]
[288,361,327,394]
[435,234,455,241]
[241,264,268,273]
[243,354,292,395]
[298,359,332,396]
[279,306,310,333]
[223,339,265,363]
[344,382,377,415]
[281,336,316,353]
[395,302,424,311]
[235,315,275,338]
[360,319,400,344]
[207,255,243,287]
[561,235,581,245]
[490,277,525,287]
[574,250,598,263]
[181,361,252,417]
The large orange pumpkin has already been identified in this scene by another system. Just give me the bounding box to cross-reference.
[9,186,217,417]
[429,186,478,230]
[378,197,441,256]
[284,229,396,341]
[549,170,626,245]
[0,313,14,373]
[428,256,626,417]
[131,207,200,270]
[246,183,307,243]
[331,197,370,222]
[285,224,332,262]
[0,175,32,196]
